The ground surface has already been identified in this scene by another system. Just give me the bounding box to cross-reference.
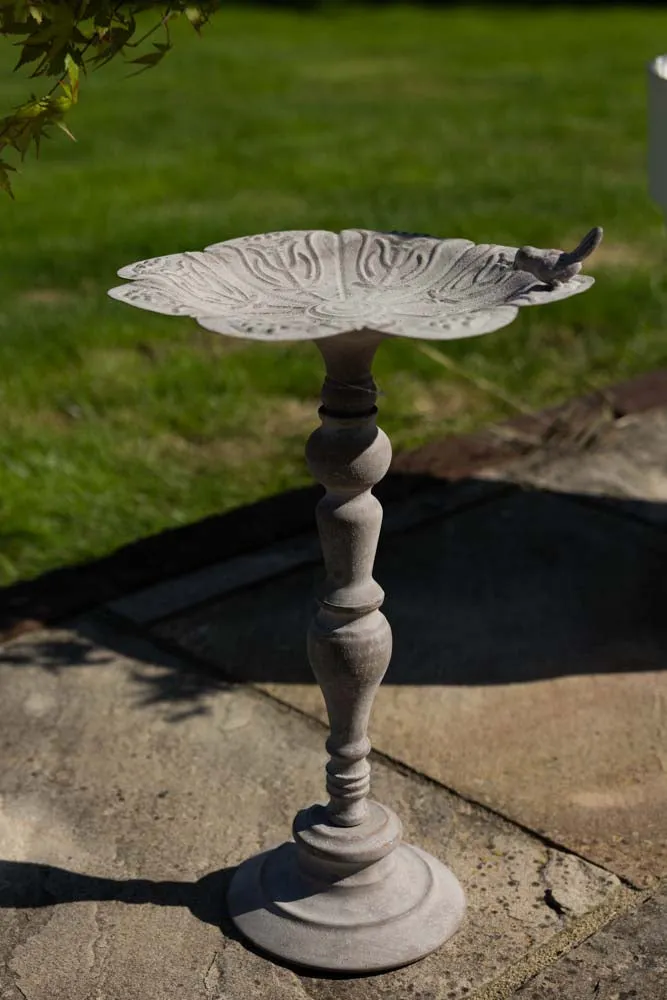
[1,394,666,999]
[0,4,665,585]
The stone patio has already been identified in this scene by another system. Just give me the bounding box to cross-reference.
[1,384,666,999]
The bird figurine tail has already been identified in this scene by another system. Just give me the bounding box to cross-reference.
[557,226,604,267]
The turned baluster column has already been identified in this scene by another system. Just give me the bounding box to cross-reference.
[229,330,465,971]
[305,334,392,829]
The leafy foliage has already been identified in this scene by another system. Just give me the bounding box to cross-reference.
[0,1,220,195]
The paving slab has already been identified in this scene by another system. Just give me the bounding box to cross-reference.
[481,408,667,528]
[154,488,667,888]
[513,886,667,1000]
[0,624,625,1000]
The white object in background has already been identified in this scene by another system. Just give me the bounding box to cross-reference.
[649,57,667,216]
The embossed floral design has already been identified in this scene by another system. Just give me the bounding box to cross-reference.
[108,229,595,342]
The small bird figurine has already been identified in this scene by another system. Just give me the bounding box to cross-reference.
[513,226,603,288]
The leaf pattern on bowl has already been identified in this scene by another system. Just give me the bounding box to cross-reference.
[108,229,594,342]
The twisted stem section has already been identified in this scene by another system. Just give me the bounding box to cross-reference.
[306,335,392,828]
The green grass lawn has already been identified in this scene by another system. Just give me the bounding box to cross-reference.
[0,4,666,587]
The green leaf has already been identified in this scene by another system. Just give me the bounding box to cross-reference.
[129,40,171,63]
[0,158,16,198]
[185,6,207,32]
[13,39,47,70]
[60,51,80,101]
[126,40,171,74]
[64,51,79,82]
[56,119,76,141]
[89,21,134,69]
[0,0,223,197]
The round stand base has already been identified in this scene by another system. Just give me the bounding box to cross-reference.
[227,803,465,973]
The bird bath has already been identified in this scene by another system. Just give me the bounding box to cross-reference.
[108,226,600,974]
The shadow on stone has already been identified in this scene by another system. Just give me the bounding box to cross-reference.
[0,636,115,670]
[148,482,667,689]
[0,624,236,721]
[0,857,401,980]
[2,475,667,704]
[0,859,241,935]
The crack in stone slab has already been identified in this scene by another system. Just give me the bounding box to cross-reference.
[469,885,647,1000]
[202,952,219,998]
[206,946,317,1000]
